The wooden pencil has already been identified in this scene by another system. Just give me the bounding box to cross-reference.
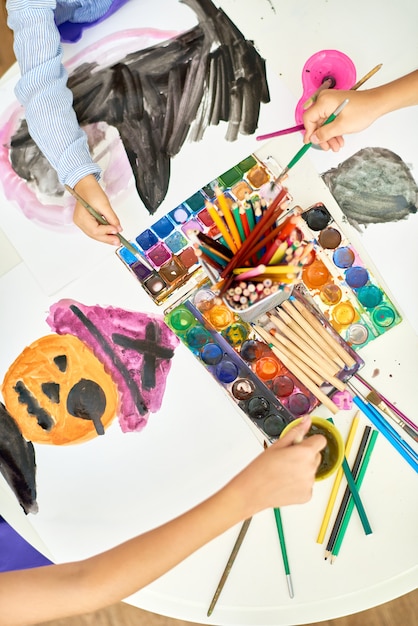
[289,298,356,368]
[267,313,340,375]
[266,341,340,414]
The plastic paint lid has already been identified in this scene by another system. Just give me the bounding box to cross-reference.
[333,246,355,268]
[215,359,239,383]
[231,378,256,400]
[345,266,369,288]
[254,356,280,381]
[263,414,286,437]
[272,375,294,397]
[168,307,195,331]
[247,396,270,419]
[320,283,342,305]
[302,205,331,231]
[318,227,342,249]
[288,392,311,416]
[186,326,210,349]
[200,342,223,365]
[357,285,383,308]
[372,305,396,327]
[332,301,356,325]
[347,323,369,345]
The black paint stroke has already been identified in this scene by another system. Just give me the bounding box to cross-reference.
[113,321,175,391]
[66,379,106,435]
[322,147,418,230]
[0,402,38,514]
[69,304,149,416]
[13,381,55,431]
[9,0,270,214]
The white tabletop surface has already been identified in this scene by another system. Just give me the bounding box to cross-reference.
[0,1,417,624]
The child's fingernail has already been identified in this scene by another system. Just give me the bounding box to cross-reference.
[311,133,319,144]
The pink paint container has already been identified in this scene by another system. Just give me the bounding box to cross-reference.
[295,49,356,125]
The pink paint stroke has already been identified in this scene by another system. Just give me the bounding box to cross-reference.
[47,299,180,433]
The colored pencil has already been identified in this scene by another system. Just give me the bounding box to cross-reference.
[207,518,252,616]
[215,187,242,251]
[328,418,372,536]
[259,332,340,414]
[324,425,372,559]
[231,203,246,242]
[347,383,418,473]
[317,412,360,544]
[196,231,234,261]
[64,184,146,264]
[330,430,379,563]
[205,200,237,253]
[273,507,294,598]
[287,298,356,368]
[274,99,349,181]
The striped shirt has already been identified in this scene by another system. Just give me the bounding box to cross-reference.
[7,1,116,187]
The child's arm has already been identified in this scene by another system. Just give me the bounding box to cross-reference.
[0,417,325,626]
[7,1,121,243]
[303,70,418,152]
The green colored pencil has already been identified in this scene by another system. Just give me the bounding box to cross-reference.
[331,430,379,563]
[328,418,372,535]
[273,507,294,598]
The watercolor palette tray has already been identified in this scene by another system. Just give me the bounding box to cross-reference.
[297,203,402,349]
[116,154,287,309]
[164,286,363,441]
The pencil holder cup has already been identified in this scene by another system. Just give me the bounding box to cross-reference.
[280,416,344,480]
[295,49,356,126]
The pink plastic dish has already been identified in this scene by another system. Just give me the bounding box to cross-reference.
[295,49,356,125]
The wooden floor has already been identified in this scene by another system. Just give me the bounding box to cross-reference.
[1,9,417,626]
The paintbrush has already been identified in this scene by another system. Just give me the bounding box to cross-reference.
[354,373,418,434]
[64,184,146,264]
[258,64,382,144]
[365,390,418,442]
[274,98,350,182]
[207,517,252,616]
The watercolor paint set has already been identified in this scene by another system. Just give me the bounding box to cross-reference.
[297,203,402,349]
[116,153,402,440]
[116,154,297,317]
[164,285,363,441]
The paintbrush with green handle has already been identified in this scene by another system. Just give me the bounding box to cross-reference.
[275,98,350,181]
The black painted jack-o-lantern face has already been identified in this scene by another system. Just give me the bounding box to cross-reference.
[2,334,118,445]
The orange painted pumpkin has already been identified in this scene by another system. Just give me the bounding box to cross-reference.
[2,334,118,445]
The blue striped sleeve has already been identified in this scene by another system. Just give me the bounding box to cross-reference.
[7,1,102,187]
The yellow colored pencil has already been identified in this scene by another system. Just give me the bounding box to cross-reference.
[316,412,360,544]
[214,187,241,251]
[205,201,237,253]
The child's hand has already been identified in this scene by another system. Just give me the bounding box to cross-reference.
[231,416,327,518]
[72,175,122,245]
[302,89,378,152]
